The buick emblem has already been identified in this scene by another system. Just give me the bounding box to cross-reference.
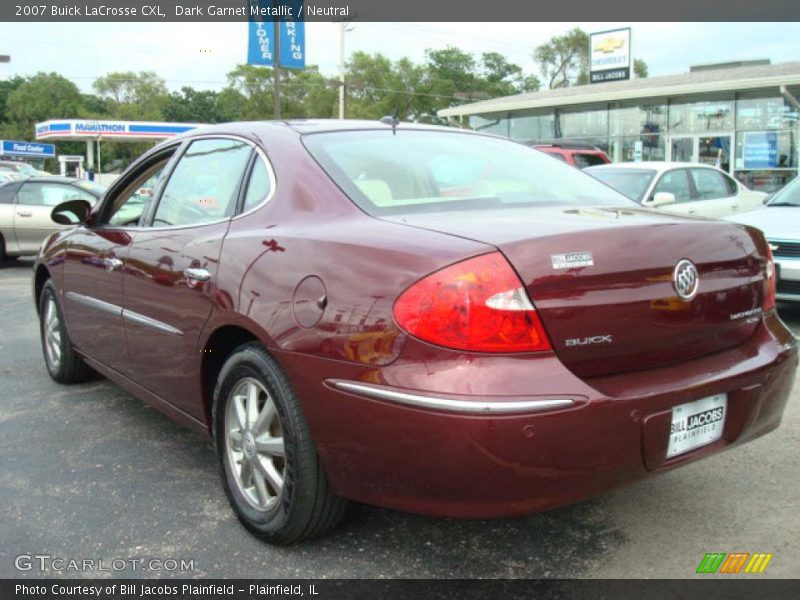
[673,259,699,300]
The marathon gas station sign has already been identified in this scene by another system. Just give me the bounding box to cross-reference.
[0,140,56,158]
[35,119,202,141]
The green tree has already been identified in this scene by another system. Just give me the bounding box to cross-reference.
[226,64,277,119]
[216,87,249,122]
[226,63,337,120]
[480,52,540,96]
[163,87,223,123]
[0,76,26,124]
[4,73,84,139]
[533,28,590,89]
[345,52,421,120]
[93,71,168,119]
[633,58,649,79]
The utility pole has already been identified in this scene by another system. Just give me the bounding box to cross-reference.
[338,22,346,120]
[273,20,281,119]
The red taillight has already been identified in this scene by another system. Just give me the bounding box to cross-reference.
[393,252,552,353]
[764,244,777,312]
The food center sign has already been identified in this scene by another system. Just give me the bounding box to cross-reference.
[0,140,56,158]
[589,27,631,84]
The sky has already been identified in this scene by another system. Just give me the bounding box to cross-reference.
[1,22,799,93]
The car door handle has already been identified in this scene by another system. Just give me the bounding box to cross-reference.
[185,268,211,282]
[103,257,123,272]
[16,211,32,217]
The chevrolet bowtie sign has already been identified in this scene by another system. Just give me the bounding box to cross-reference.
[589,27,631,84]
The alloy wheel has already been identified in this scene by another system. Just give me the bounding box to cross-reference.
[224,377,286,510]
[43,296,62,370]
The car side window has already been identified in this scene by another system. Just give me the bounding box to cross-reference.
[241,154,272,213]
[18,182,94,207]
[690,169,730,200]
[106,160,169,226]
[722,173,738,196]
[152,138,252,228]
[653,170,692,203]
[0,182,21,203]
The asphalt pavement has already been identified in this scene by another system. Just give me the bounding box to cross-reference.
[1,258,798,579]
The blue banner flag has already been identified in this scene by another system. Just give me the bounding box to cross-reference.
[248,20,275,66]
[279,21,305,69]
[247,1,305,69]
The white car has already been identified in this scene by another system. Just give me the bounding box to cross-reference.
[727,176,800,302]
[586,161,767,218]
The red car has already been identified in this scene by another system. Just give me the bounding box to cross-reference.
[35,121,796,544]
[532,142,611,168]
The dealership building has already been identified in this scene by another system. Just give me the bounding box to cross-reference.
[439,60,800,192]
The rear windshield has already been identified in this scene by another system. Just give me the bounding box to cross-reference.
[303,130,631,215]
[585,167,657,202]
[768,177,800,207]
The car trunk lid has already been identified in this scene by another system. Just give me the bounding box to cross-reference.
[384,206,767,378]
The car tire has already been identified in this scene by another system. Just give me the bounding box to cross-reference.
[213,342,347,544]
[39,280,94,383]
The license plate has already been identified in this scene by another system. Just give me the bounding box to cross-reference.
[666,394,727,458]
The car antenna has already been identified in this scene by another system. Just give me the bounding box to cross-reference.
[379,112,400,135]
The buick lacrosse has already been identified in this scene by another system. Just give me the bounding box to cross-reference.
[34,121,797,544]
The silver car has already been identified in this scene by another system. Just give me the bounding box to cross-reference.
[586,161,766,218]
[0,177,104,261]
[727,177,800,302]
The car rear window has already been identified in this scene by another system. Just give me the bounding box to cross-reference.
[303,130,630,215]
[573,153,608,169]
[585,168,657,202]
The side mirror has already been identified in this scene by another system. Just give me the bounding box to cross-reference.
[648,192,676,207]
[51,199,93,225]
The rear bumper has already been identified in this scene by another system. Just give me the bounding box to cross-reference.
[775,256,800,301]
[275,312,797,518]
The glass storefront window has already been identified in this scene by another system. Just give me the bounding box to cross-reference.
[608,135,665,163]
[555,107,608,139]
[735,170,796,193]
[669,97,734,133]
[509,109,556,142]
[468,113,509,137]
[736,93,799,131]
[609,101,668,137]
[734,130,797,170]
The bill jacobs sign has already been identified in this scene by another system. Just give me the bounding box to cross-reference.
[589,27,631,84]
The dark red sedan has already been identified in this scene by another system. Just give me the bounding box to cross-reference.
[34,121,797,544]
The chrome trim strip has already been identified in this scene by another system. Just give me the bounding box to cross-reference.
[122,309,183,336]
[64,291,122,317]
[330,381,575,414]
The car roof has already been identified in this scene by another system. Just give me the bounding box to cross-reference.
[586,161,715,172]
[172,119,477,142]
[20,176,85,184]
